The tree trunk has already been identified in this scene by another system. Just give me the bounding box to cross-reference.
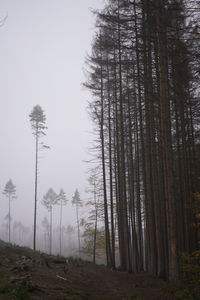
[59,201,63,255]
[33,129,39,251]
[50,207,53,255]
[156,0,178,281]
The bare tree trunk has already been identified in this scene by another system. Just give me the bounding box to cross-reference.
[76,203,81,256]
[33,129,38,251]
[93,186,98,264]
[50,207,53,255]
[59,201,63,255]
[117,0,130,271]
[8,195,11,243]
[156,0,178,281]
[106,56,116,268]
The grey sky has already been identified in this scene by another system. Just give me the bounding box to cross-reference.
[0,0,104,230]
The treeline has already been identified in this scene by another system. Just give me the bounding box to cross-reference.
[1,182,83,257]
[85,0,200,281]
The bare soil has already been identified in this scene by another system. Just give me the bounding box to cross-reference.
[0,240,174,300]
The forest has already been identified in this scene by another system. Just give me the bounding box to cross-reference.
[84,0,200,284]
[0,0,200,299]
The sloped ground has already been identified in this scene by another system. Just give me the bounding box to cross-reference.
[0,240,173,300]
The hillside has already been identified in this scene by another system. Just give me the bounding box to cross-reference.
[0,240,174,300]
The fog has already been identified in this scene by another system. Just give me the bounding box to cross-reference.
[0,0,104,256]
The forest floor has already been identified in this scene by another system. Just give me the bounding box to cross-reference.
[0,240,178,300]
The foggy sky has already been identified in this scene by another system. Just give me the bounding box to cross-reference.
[0,0,104,233]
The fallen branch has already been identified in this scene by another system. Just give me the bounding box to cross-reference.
[56,275,67,281]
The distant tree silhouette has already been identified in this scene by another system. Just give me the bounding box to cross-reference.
[29,105,48,251]
[72,189,83,256]
[42,217,50,252]
[84,170,104,264]
[3,179,16,243]
[57,189,68,255]
[65,224,75,253]
[42,188,57,254]
[0,12,8,27]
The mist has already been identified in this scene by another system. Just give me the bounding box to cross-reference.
[0,0,104,258]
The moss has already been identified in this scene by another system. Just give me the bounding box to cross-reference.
[64,285,88,299]
[179,251,200,298]
[9,280,31,300]
[168,287,197,300]
[0,278,11,293]
[0,277,30,300]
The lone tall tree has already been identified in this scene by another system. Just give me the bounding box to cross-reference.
[29,105,47,251]
[72,189,83,256]
[3,179,16,243]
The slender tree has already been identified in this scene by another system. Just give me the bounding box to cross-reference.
[72,189,83,256]
[85,171,104,263]
[56,189,68,255]
[3,179,16,243]
[29,105,47,251]
[41,188,57,254]
[65,225,75,253]
[41,217,50,252]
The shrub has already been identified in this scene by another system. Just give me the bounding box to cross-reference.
[179,250,200,299]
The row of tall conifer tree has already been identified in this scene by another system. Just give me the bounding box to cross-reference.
[85,0,200,281]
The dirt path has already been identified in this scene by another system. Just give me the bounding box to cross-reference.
[0,241,173,300]
[70,263,169,300]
